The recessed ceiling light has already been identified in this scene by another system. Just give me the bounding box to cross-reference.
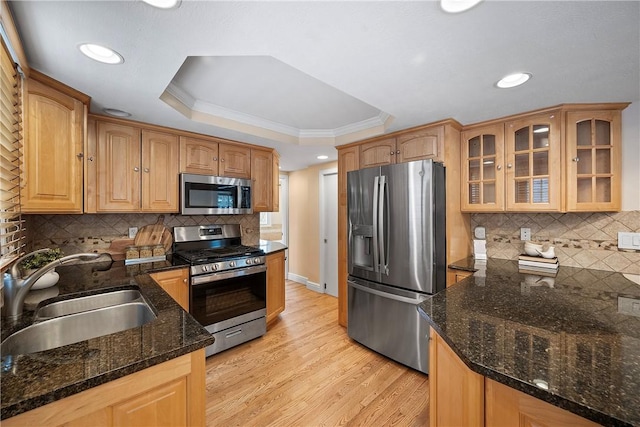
[317,155,329,160]
[103,108,131,118]
[441,0,483,13]
[142,0,181,9]
[496,72,532,89]
[79,43,123,64]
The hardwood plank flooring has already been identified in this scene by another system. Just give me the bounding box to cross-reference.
[204,280,430,426]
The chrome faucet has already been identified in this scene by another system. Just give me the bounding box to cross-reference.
[3,250,104,321]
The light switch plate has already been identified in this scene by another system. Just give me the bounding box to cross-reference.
[618,232,640,250]
[618,296,640,317]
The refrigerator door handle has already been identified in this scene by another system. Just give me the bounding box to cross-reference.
[372,175,380,273]
[379,175,389,275]
[348,280,425,305]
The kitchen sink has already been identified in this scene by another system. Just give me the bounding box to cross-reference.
[34,289,146,321]
[1,290,157,357]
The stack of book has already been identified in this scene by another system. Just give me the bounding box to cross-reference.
[518,254,559,276]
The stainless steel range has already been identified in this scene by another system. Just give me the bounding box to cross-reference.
[173,224,266,357]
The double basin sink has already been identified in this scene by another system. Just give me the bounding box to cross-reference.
[1,288,157,357]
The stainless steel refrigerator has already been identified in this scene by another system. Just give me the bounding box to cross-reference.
[347,159,446,374]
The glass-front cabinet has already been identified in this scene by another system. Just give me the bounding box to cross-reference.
[504,112,561,211]
[461,124,505,211]
[566,110,622,211]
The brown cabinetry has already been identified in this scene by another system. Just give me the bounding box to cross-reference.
[2,350,206,427]
[89,120,179,213]
[359,125,444,168]
[462,111,561,212]
[22,77,85,213]
[150,268,189,311]
[179,137,252,179]
[251,148,276,212]
[430,328,600,427]
[565,109,622,211]
[266,250,286,326]
[219,143,251,178]
[461,104,627,213]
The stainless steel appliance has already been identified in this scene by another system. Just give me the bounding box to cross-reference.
[180,173,252,215]
[172,224,266,357]
[347,159,446,374]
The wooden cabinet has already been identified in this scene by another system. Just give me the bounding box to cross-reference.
[462,111,561,212]
[91,120,178,213]
[150,268,189,310]
[266,250,286,326]
[565,108,622,211]
[272,151,280,212]
[219,143,251,178]
[446,268,473,285]
[2,350,206,427]
[485,379,600,427]
[429,327,484,427]
[461,104,627,213]
[337,145,360,326]
[359,125,444,168]
[179,136,219,175]
[251,148,275,212]
[22,77,85,213]
[430,328,600,427]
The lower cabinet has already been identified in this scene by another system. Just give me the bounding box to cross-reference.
[429,328,599,427]
[150,268,189,311]
[266,250,286,326]
[3,349,206,427]
[446,268,473,286]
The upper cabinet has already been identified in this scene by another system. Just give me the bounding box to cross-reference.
[22,76,87,213]
[461,104,627,213]
[251,148,274,212]
[88,120,179,213]
[565,109,622,212]
[359,125,445,168]
[219,144,251,178]
[179,137,251,179]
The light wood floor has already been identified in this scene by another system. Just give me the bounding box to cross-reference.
[204,280,430,427]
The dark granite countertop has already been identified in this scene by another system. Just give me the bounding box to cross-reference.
[1,258,214,420]
[448,256,479,272]
[258,240,288,255]
[419,258,640,427]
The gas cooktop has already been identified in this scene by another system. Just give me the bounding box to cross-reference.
[174,245,264,265]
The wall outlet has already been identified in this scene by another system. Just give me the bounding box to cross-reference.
[520,228,531,241]
[128,227,138,239]
[618,232,640,250]
[618,296,640,317]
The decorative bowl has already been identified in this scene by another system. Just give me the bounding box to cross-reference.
[524,242,544,256]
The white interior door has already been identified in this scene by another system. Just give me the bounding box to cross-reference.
[279,175,289,277]
[321,171,338,297]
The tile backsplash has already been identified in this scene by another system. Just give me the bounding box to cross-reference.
[471,211,640,275]
[25,213,260,255]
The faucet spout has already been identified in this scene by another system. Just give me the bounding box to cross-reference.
[3,252,104,321]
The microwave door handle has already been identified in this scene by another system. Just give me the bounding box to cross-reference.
[378,175,388,275]
[372,175,380,273]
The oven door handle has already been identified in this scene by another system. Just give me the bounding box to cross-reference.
[191,264,267,286]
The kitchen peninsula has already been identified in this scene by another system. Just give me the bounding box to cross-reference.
[419,258,640,427]
[1,258,214,425]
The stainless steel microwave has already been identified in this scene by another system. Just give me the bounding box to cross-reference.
[180,173,252,215]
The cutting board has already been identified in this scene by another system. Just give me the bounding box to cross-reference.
[134,215,170,248]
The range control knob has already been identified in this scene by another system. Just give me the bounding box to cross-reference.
[246,258,252,265]
[213,264,219,271]
[229,261,236,268]
[254,257,261,264]
[201,265,209,272]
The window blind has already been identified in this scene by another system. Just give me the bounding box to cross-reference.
[0,37,24,271]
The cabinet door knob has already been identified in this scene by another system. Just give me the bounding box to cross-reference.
[507,163,513,169]
[144,168,150,173]
[87,156,94,162]
[496,165,502,171]
[396,150,400,154]
[221,158,225,162]
[390,151,395,155]
[213,157,218,161]
[77,153,84,159]
[134,167,139,172]
[572,157,580,162]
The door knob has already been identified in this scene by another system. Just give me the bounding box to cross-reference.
[133,167,139,172]
[144,168,150,173]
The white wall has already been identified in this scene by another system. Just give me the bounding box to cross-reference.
[622,102,640,211]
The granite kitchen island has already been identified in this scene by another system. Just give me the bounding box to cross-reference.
[419,258,640,427]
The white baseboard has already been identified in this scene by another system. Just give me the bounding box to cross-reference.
[306,281,323,294]
[287,272,307,285]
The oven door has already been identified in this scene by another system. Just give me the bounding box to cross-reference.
[180,173,252,215]
[190,265,266,329]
